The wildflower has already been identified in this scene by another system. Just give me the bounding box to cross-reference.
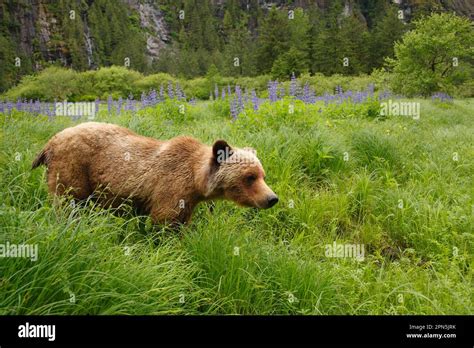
[107,95,113,114]
[251,89,259,111]
[168,81,174,99]
[159,84,164,101]
[289,72,297,97]
[268,81,278,102]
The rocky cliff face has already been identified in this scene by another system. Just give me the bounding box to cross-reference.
[123,0,170,64]
[5,1,68,69]
[0,0,169,70]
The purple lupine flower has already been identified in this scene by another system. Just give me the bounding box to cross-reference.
[34,100,41,114]
[188,97,196,105]
[278,85,285,99]
[44,101,51,115]
[290,72,297,97]
[124,98,130,112]
[432,92,452,102]
[235,85,243,113]
[251,89,259,111]
[117,97,123,115]
[227,85,231,97]
[0,102,4,114]
[352,92,360,104]
[302,83,311,103]
[150,89,158,105]
[175,82,184,101]
[168,81,174,99]
[268,81,278,102]
[323,93,330,106]
[214,84,219,100]
[7,100,13,114]
[45,103,51,117]
[95,98,100,114]
[221,88,226,100]
[107,95,113,114]
[175,83,181,100]
[159,85,164,101]
[125,94,134,112]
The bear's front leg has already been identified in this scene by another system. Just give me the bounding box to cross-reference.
[150,200,194,227]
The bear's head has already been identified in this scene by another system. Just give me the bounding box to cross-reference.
[207,140,278,209]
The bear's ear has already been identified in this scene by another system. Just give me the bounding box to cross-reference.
[212,140,233,165]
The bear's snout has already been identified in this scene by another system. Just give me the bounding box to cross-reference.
[266,195,279,208]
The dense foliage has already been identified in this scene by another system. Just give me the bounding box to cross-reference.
[388,13,474,96]
[2,0,463,91]
[1,66,382,101]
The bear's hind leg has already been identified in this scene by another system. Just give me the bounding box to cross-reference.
[47,163,92,202]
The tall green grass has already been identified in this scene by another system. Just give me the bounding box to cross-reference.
[0,98,472,314]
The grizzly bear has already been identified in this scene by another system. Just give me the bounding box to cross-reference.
[32,122,278,225]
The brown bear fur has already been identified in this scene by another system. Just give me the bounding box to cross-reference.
[32,122,278,225]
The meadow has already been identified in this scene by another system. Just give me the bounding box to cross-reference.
[0,87,472,315]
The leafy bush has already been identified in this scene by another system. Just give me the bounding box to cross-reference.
[4,67,78,101]
[92,66,142,99]
[135,73,176,94]
[182,78,212,100]
[387,13,474,97]
[209,98,231,118]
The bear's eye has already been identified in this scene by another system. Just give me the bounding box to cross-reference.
[245,174,257,186]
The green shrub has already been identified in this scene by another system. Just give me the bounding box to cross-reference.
[209,98,231,118]
[182,77,212,100]
[387,13,473,97]
[4,67,78,101]
[135,73,176,94]
[92,66,142,99]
